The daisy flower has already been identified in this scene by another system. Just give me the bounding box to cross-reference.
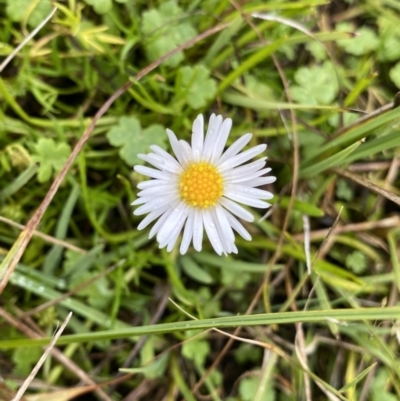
[132,114,276,255]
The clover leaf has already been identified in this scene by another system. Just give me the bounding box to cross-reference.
[182,339,210,367]
[6,0,52,28]
[32,138,71,183]
[377,18,400,62]
[69,271,113,309]
[141,0,197,67]
[12,347,42,375]
[82,0,112,14]
[346,251,367,274]
[106,116,166,166]
[291,62,338,105]
[178,65,217,109]
[337,23,379,56]
[389,62,400,89]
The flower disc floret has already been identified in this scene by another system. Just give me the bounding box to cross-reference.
[179,162,223,208]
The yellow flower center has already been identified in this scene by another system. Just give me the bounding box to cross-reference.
[179,162,223,208]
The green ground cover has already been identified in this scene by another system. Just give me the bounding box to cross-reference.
[1,0,400,400]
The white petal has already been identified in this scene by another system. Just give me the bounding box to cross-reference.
[231,243,238,254]
[210,118,232,164]
[224,191,271,209]
[149,201,179,238]
[166,228,181,252]
[222,158,266,180]
[202,114,223,161]
[138,153,182,174]
[191,114,204,161]
[137,185,178,197]
[157,202,188,244]
[193,208,203,252]
[228,167,273,184]
[218,144,267,172]
[179,140,193,168]
[150,145,182,169]
[137,204,170,230]
[225,210,252,241]
[132,192,179,205]
[245,176,277,187]
[159,207,190,250]
[219,197,254,222]
[225,184,274,200]
[203,209,223,255]
[137,179,172,190]
[131,197,147,206]
[133,194,179,215]
[214,205,235,254]
[134,165,174,180]
[218,133,252,165]
[180,211,195,255]
[166,129,186,166]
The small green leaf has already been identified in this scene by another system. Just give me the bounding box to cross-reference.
[106,116,167,166]
[179,65,217,109]
[141,0,197,67]
[180,256,214,284]
[337,23,379,55]
[69,272,113,309]
[336,179,354,201]
[182,339,210,367]
[6,0,52,28]
[32,138,71,183]
[12,347,42,375]
[370,368,399,401]
[82,0,112,14]
[291,62,338,105]
[389,62,400,89]
[239,376,260,401]
[346,251,368,274]
[377,17,400,62]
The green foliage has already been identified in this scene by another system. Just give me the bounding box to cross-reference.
[82,0,112,14]
[12,347,42,375]
[234,343,262,364]
[346,251,368,274]
[377,17,400,62]
[337,23,379,55]
[238,375,276,401]
[291,62,338,105]
[389,62,400,89]
[32,138,71,183]
[106,116,166,166]
[177,65,217,109]
[6,0,52,28]
[180,255,214,284]
[2,1,400,400]
[182,338,210,367]
[370,369,398,401]
[336,179,354,201]
[141,0,197,67]
[69,271,113,309]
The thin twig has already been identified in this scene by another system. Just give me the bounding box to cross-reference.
[293,215,400,242]
[0,7,57,73]
[0,216,87,255]
[0,308,112,401]
[11,312,72,401]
